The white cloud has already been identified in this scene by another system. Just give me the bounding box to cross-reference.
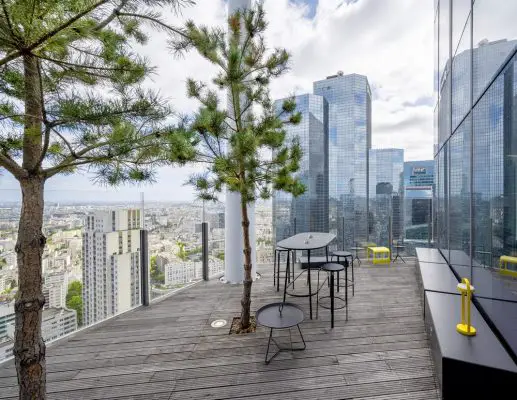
[1,0,436,200]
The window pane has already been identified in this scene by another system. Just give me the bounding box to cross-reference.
[449,116,471,259]
[452,15,472,131]
[452,0,471,55]
[473,0,517,103]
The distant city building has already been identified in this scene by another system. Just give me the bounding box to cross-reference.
[6,307,77,343]
[314,72,372,249]
[404,161,434,242]
[82,209,142,326]
[273,94,329,245]
[43,271,69,309]
[0,302,14,338]
[164,262,198,286]
[369,149,404,246]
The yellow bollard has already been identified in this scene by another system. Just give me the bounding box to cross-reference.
[456,278,476,336]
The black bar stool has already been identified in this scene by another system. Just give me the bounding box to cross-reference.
[274,247,295,292]
[331,250,355,296]
[319,263,347,327]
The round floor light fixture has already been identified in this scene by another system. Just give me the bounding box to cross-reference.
[211,319,227,328]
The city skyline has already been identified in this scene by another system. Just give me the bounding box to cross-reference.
[0,0,434,202]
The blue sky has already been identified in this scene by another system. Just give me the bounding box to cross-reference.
[0,0,435,202]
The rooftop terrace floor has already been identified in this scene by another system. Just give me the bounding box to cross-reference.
[0,258,439,399]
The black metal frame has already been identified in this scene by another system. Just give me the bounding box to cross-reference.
[350,246,362,265]
[319,268,347,327]
[392,245,406,263]
[331,253,355,296]
[273,248,295,292]
[264,325,306,364]
[282,247,329,319]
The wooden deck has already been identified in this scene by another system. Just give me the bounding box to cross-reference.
[0,259,440,400]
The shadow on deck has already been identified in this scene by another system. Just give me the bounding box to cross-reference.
[0,259,440,400]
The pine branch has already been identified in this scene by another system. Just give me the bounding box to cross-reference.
[0,152,26,179]
[0,0,111,67]
[117,12,188,39]
[94,0,130,31]
[1,0,18,42]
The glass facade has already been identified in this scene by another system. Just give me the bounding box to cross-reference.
[404,161,434,242]
[314,73,372,250]
[435,0,517,358]
[369,149,404,247]
[272,94,329,244]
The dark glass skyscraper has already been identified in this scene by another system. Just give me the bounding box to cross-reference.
[369,149,404,246]
[314,73,372,250]
[404,160,434,242]
[273,94,329,244]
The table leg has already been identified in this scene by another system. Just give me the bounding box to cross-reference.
[308,250,313,320]
[330,271,335,328]
[276,250,280,292]
[345,263,348,321]
[282,250,290,305]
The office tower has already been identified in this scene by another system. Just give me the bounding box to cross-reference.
[369,149,404,246]
[273,94,329,244]
[314,72,372,250]
[82,209,142,326]
[404,161,434,242]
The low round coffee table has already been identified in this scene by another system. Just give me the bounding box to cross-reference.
[256,302,306,364]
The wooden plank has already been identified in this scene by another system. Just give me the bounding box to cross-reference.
[0,261,439,400]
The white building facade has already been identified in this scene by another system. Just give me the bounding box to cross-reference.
[82,209,142,326]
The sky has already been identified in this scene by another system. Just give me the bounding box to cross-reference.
[0,0,434,203]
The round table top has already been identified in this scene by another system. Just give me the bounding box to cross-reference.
[332,250,352,257]
[256,302,305,329]
[321,262,346,272]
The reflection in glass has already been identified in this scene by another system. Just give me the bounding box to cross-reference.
[273,94,329,245]
[314,74,372,250]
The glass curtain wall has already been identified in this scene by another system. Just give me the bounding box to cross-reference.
[314,73,372,251]
[272,94,329,245]
[434,0,517,357]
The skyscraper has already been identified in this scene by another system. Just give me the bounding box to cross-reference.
[273,94,329,243]
[369,148,404,246]
[404,160,434,242]
[82,209,142,326]
[314,72,372,250]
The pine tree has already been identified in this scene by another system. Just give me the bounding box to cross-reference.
[176,4,305,331]
[0,1,196,398]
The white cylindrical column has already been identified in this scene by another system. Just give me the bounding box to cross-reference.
[224,0,256,284]
[224,191,256,283]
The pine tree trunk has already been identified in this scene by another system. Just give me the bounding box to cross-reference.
[240,198,253,330]
[14,53,46,399]
[14,176,46,400]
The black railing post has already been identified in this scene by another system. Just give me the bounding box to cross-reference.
[342,216,345,251]
[140,229,150,306]
[202,222,209,281]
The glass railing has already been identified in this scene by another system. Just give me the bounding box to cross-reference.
[1,188,146,363]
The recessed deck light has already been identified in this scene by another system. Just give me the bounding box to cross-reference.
[211,319,227,328]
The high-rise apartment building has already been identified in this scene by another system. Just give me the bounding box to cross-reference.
[369,149,404,246]
[273,94,329,244]
[82,209,142,326]
[314,72,372,250]
[43,271,68,309]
